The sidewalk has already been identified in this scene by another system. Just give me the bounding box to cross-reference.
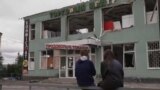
[124,82,160,89]
[39,78,160,89]
[1,79,160,89]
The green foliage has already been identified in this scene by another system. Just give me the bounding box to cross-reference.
[0,54,24,78]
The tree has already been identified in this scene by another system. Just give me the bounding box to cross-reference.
[15,53,23,75]
[5,53,24,79]
[0,55,3,66]
[0,56,5,78]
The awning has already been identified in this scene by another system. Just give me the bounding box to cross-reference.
[46,39,99,50]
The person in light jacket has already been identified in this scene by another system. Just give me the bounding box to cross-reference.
[99,50,124,90]
[75,50,96,90]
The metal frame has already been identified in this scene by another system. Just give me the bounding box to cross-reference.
[146,41,160,69]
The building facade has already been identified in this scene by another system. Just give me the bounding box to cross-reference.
[23,0,160,79]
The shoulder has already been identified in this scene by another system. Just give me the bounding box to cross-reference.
[113,60,122,67]
[86,60,94,65]
[76,59,81,64]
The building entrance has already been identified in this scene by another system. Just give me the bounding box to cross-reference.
[59,49,96,78]
[59,56,78,78]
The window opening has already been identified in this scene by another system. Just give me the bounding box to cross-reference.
[40,50,56,69]
[42,18,61,38]
[29,52,35,70]
[68,12,94,34]
[103,4,134,31]
[124,43,135,68]
[145,0,158,24]
[147,41,160,68]
[30,24,35,40]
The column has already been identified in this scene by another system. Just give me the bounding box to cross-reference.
[61,16,68,41]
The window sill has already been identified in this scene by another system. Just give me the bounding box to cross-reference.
[147,68,160,70]
[104,27,134,33]
[124,67,136,69]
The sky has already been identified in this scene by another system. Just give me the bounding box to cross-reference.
[0,0,89,64]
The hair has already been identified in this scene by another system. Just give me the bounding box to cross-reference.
[104,49,115,65]
[80,50,89,56]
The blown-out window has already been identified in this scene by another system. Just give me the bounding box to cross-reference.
[42,19,61,38]
[68,12,94,34]
[103,4,134,31]
[145,0,158,24]
[124,43,135,68]
[147,41,160,68]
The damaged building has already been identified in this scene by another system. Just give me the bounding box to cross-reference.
[23,0,160,80]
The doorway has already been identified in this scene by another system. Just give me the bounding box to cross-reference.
[59,56,76,78]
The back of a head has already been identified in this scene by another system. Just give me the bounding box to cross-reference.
[80,50,89,56]
[104,49,115,62]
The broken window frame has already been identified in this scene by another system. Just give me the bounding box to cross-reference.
[42,18,61,39]
[102,4,134,31]
[144,0,159,24]
[123,43,135,68]
[147,41,160,69]
[67,11,94,35]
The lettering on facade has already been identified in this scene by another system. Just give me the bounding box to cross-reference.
[23,20,29,75]
[89,0,117,9]
[50,0,117,18]
[50,3,86,18]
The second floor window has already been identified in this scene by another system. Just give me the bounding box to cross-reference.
[103,4,134,31]
[145,0,158,24]
[68,11,94,35]
[30,24,35,40]
[42,18,61,39]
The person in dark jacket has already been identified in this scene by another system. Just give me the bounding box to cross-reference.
[99,50,124,90]
[75,50,96,90]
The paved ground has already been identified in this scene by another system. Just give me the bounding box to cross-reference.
[1,80,160,90]
[1,85,160,90]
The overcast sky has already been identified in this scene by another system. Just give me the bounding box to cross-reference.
[0,0,89,64]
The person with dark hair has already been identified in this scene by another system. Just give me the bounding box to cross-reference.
[98,50,124,90]
[75,50,96,90]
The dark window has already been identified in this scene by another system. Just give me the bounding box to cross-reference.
[124,52,135,67]
[124,43,135,68]
[103,4,134,31]
[42,19,61,38]
[68,12,94,34]
[30,24,35,40]
[145,0,158,24]
[148,41,160,68]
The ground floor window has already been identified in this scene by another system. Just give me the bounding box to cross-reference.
[39,49,96,78]
[124,43,135,68]
[41,50,55,69]
[103,43,135,68]
[28,52,35,70]
[147,41,160,68]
